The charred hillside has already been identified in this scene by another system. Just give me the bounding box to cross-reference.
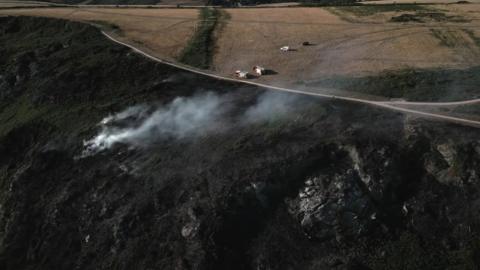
[1,16,480,270]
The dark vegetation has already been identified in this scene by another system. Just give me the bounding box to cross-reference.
[1,16,480,270]
[307,67,480,102]
[452,104,480,117]
[430,28,458,47]
[391,12,469,23]
[465,29,480,47]
[390,13,424,22]
[178,8,219,69]
[331,4,427,17]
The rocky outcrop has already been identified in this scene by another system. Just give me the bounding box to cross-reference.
[0,16,479,270]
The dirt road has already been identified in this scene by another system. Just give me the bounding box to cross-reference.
[2,4,479,125]
[102,31,480,127]
[382,99,480,106]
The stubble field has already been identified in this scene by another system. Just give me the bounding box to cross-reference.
[2,3,480,101]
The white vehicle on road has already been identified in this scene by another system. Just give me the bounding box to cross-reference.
[253,66,265,76]
[235,70,249,78]
[101,31,480,128]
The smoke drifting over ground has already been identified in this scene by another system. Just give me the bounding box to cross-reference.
[82,91,303,156]
[244,91,301,123]
[83,92,226,155]
[100,105,149,125]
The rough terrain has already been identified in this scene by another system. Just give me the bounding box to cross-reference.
[3,4,480,102]
[1,16,480,270]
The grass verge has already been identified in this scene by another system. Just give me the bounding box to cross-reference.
[178,8,220,69]
[430,29,458,47]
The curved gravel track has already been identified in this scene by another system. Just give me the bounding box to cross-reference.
[101,30,480,128]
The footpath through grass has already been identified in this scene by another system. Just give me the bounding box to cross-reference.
[178,8,220,69]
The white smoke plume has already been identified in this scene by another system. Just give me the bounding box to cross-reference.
[100,105,149,125]
[82,92,226,156]
[243,91,301,123]
[81,90,304,157]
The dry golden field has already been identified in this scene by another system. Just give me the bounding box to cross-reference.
[0,7,199,60]
[2,4,480,90]
[213,5,480,86]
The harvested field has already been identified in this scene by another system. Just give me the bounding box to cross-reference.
[0,7,199,60]
[213,6,480,89]
[2,4,480,100]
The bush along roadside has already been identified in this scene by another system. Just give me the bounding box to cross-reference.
[178,8,219,69]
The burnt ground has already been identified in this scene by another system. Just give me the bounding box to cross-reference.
[1,16,480,270]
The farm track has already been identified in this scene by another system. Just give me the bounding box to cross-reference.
[2,4,479,126]
[102,30,480,128]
